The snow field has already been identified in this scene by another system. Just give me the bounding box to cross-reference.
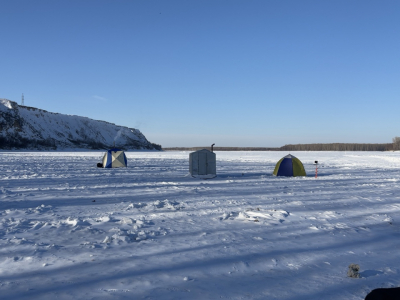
[0,151,400,299]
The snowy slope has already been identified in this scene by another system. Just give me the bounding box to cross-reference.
[0,99,161,150]
[1,151,400,299]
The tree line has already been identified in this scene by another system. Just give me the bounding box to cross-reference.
[279,143,393,151]
[163,147,280,151]
[393,137,400,151]
[164,138,400,151]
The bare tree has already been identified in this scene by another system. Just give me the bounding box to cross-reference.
[393,137,400,151]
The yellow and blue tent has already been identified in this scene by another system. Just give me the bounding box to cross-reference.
[273,154,306,177]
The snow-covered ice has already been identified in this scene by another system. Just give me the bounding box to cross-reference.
[1,151,400,299]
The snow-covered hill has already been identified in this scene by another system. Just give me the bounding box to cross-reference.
[0,99,161,150]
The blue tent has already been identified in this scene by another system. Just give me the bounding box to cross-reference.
[102,148,127,168]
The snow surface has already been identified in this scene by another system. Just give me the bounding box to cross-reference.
[0,99,13,110]
[1,151,400,299]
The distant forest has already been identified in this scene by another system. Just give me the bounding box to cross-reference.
[165,138,400,151]
[164,147,281,151]
[279,143,393,151]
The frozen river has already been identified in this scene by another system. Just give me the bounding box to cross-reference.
[1,151,400,299]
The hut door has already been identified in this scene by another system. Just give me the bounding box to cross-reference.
[207,154,216,175]
[198,152,207,175]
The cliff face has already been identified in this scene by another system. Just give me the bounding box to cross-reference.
[0,99,161,150]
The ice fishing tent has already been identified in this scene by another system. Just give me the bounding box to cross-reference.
[102,148,127,168]
[273,154,306,177]
[189,149,216,178]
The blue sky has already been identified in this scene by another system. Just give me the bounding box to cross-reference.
[1,0,399,147]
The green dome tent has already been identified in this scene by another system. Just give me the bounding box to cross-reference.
[273,154,306,177]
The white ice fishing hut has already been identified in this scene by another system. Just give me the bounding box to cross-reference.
[189,148,216,179]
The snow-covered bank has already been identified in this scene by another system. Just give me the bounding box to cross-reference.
[1,151,400,299]
[0,99,160,150]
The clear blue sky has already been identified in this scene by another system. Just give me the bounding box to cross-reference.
[1,0,399,147]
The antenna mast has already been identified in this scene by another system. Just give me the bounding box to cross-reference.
[21,93,24,106]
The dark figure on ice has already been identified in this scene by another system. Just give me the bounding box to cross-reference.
[365,287,400,300]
